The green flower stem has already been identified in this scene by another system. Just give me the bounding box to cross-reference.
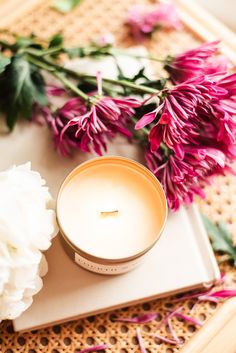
[51,61,158,94]
[28,53,156,99]
[28,56,158,94]
[22,44,166,63]
[161,142,171,157]
[53,71,89,101]
[97,76,158,94]
[24,46,63,57]
[0,34,167,65]
[27,54,56,71]
[28,55,88,100]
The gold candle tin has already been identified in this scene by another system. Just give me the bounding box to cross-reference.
[56,156,167,275]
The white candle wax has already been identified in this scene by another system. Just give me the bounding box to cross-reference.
[57,157,167,262]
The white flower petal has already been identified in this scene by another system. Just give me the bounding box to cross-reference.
[0,163,57,320]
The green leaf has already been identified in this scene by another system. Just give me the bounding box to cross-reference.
[53,0,82,13]
[142,78,167,90]
[4,57,34,127]
[6,106,18,131]
[30,64,48,106]
[117,66,166,90]
[201,214,236,266]
[0,55,48,129]
[0,54,10,74]
[49,33,64,48]
[117,66,147,83]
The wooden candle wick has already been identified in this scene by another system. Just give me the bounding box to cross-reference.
[100,210,119,217]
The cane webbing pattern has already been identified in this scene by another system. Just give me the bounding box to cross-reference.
[0,1,235,352]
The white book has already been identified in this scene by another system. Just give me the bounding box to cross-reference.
[13,205,220,331]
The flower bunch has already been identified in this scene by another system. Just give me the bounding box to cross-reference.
[0,163,57,320]
[0,30,235,211]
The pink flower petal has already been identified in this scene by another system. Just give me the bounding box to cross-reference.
[135,111,156,129]
[190,302,198,314]
[46,85,66,96]
[157,307,183,329]
[208,289,236,298]
[217,271,227,285]
[135,102,164,129]
[149,333,180,345]
[149,125,162,152]
[198,295,220,303]
[174,312,203,326]
[76,344,109,353]
[168,318,180,343]
[136,328,148,353]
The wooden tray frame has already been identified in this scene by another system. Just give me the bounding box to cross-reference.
[0,1,236,352]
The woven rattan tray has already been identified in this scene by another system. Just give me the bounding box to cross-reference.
[0,0,236,352]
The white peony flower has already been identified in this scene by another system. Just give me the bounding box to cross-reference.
[0,163,58,320]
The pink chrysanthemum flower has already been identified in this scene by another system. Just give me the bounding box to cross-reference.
[145,146,227,211]
[165,41,229,83]
[196,73,236,155]
[141,71,236,210]
[127,2,181,41]
[135,76,228,159]
[40,72,141,155]
[216,74,236,144]
[42,77,140,156]
[59,96,140,155]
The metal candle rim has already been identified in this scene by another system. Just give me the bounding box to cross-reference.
[56,156,168,265]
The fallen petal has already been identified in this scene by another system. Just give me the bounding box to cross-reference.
[136,328,148,353]
[149,333,181,345]
[174,312,203,326]
[76,344,109,353]
[208,289,236,298]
